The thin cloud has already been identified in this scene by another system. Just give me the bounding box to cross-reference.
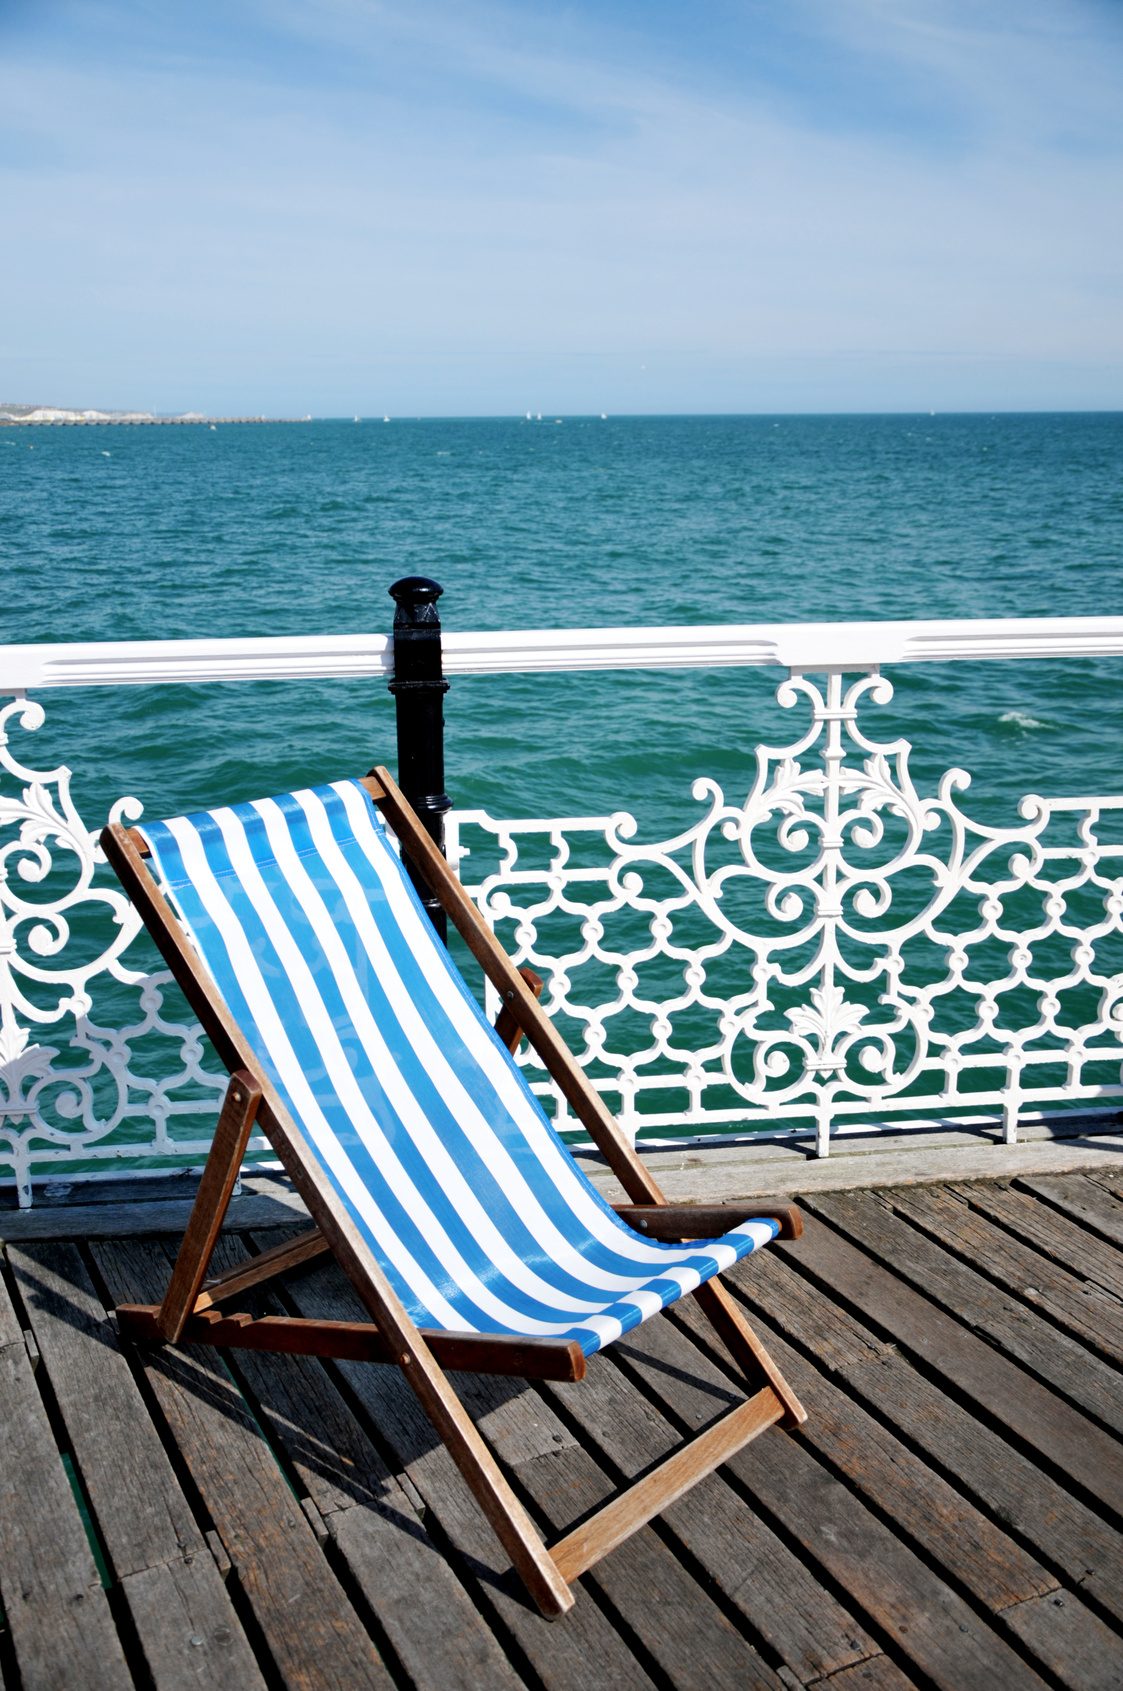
[1,0,1120,412]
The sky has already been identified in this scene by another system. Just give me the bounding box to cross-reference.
[1,0,1122,416]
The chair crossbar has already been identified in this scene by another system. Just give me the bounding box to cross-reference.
[118,1305,588,1381]
[549,1386,786,1583]
[194,1227,330,1312]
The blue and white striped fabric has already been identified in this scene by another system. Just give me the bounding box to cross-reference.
[140,780,778,1356]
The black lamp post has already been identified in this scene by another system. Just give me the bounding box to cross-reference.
[387,576,451,940]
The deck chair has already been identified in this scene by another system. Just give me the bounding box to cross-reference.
[102,767,805,1620]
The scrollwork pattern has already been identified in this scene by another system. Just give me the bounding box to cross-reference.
[450,671,1123,1155]
[0,696,230,1204]
[4,671,1123,1202]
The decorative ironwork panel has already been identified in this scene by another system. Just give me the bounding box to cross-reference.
[4,672,1123,1203]
[0,696,237,1205]
[448,670,1123,1156]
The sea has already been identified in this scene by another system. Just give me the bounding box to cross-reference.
[6,412,1123,845]
[4,412,1123,1165]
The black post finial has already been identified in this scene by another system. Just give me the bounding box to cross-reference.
[387,576,451,940]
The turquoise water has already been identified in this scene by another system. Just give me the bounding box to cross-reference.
[6,413,1123,836]
[4,413,1123,1170]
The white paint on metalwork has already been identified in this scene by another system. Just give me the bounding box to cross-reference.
[4,667,1123,1201]
[6,614,1123,692]
[0,697,239,1206]
[450,671,1123,1158]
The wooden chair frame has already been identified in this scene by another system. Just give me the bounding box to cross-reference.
[101,765,806,1620]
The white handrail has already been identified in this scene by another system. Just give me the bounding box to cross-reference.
[4,614,1123,691]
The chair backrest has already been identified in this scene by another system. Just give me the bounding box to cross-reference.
[140,779,713,1349]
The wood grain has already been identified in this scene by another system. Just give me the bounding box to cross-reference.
[669,1280,1060,1615]
[278,1244,778,1691]
[194,1226,329,1310]
[588,1310,1050,1691]
[0,1275,132,1690]
[612,1202,802,1240]
[9,1241,264,1691]
[724,1244,1123,1634]
[157,1071,262,1341]
[118,1303,586,1379]
[884,1182,1123,1366]
[0,1188,311,1242]
[802,1192,1123,1476]
[953,1179,1123,1298]
[550,1388,784,1582]
[1020,1174,1123,1249]
[672,1273,1123,1691]
[203,1233,527,1691]
[93,1237,395,1691]
[543,1338,899,1691]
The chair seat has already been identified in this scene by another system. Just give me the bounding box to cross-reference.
[141,779,779,1356]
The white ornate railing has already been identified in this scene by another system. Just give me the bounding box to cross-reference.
[452,669,1123,1156]
[7,614,1123,689]
[3,615,1123,1203]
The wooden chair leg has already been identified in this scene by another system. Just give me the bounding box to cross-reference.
[392,1342,576,1618]
[692,1276,806,1428]
[155,1071,262,1342]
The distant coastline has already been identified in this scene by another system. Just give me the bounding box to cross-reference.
[0,403,305,426]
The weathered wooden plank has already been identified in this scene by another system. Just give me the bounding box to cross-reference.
[8,1241,264,1691]
[951,1181,1123,1300]
[550,1388,785,1583]
[884,1183,1123,1365]
[796,1190,1123,1439]
[118,1557,266,1691]
[672,1280,1123,1691]
[1020,1175,1123,1250]
[953,1183,1123,1312]
[0,1276,132,1690]
[799,1196,1123,1512]
[537,1335,900,1688]
[445,1366,784,1691]
[820,1661,918,1691]
[669,1283,1057,1617]
[278,1246,689,1691]
[721,1247,1123,1633]
[0,1190,309,1242]
[566,1386,778,1575]
[91,1238,393,1691]
[601,1311,1050,1691]
[0,1270,22,1350]
[212,1234,526,1691]
[713,1251,1123,1630]
[999,1588,1123,1691]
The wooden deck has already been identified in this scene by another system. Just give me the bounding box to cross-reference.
[1,1170,1121,1691]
